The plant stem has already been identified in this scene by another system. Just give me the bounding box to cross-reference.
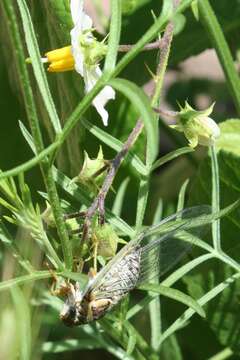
[151,21,174,107]
[118,40,162,53]
[198,0,240,115]
[210,146,221,251]
[104,0,121,72]
[78,120,143,252]
[208,347,233,360]
[147,2,179,352]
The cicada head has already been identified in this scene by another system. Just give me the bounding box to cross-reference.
[59,282,88,326]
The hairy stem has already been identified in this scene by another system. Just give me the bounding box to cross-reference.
[78,120,144,255]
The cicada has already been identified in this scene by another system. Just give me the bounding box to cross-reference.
[60,206,211,326]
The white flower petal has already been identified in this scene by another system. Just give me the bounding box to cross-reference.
[70,0,94,76]
[70,27,84,75]
[70,0,92,30]
[69,1,115,125]
[199,117,221,139]
[70,0,83,25]
[84,66,115,126]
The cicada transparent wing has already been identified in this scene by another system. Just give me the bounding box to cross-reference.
[136,205,212,285]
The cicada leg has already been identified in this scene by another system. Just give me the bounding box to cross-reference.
[44,262,61,295]
[88,267,97,279]
[91,233,99,273]
[50,275,71,297]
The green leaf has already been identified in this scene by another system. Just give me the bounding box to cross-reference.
[112,177,130,216]
[42,339,101,353]
[11,287,32,360]
[18,121,36,154]
[104,0,122,72]
[210,146,221,251]
[135,177,149,232]
[0,271,52,293]
[177,178,189,212]
[125,322,137,355]
[216,119,240,155]
[151,147,194,172]
[139,283,205,318]
[17,0,62,134]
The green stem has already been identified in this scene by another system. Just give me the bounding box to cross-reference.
[104,0,121,73]
[208,347,233,360]
[210,146,221,251]
[2,0,44,155]
[151,23,174,107]
[16,0,62,133]
[135,178,149,233]
[3,0,72,269]
[198,0,240,115]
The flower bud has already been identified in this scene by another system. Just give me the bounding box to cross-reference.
[92,224,119,258]
[170,102,220,148]
[71,147,107,194]
[79,31,107,67]
[42,202,55,227]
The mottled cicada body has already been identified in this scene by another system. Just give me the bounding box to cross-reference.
[60,206,211,326]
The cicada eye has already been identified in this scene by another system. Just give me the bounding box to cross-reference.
[60,305,77,327]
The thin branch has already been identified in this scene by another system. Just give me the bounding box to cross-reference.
[78,120,144,255]
[153,107,178,118]
[118,39,162,53]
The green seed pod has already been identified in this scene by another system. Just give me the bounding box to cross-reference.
[71,147,107,194]
[92,224,119,258]
[170,102,220,148]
